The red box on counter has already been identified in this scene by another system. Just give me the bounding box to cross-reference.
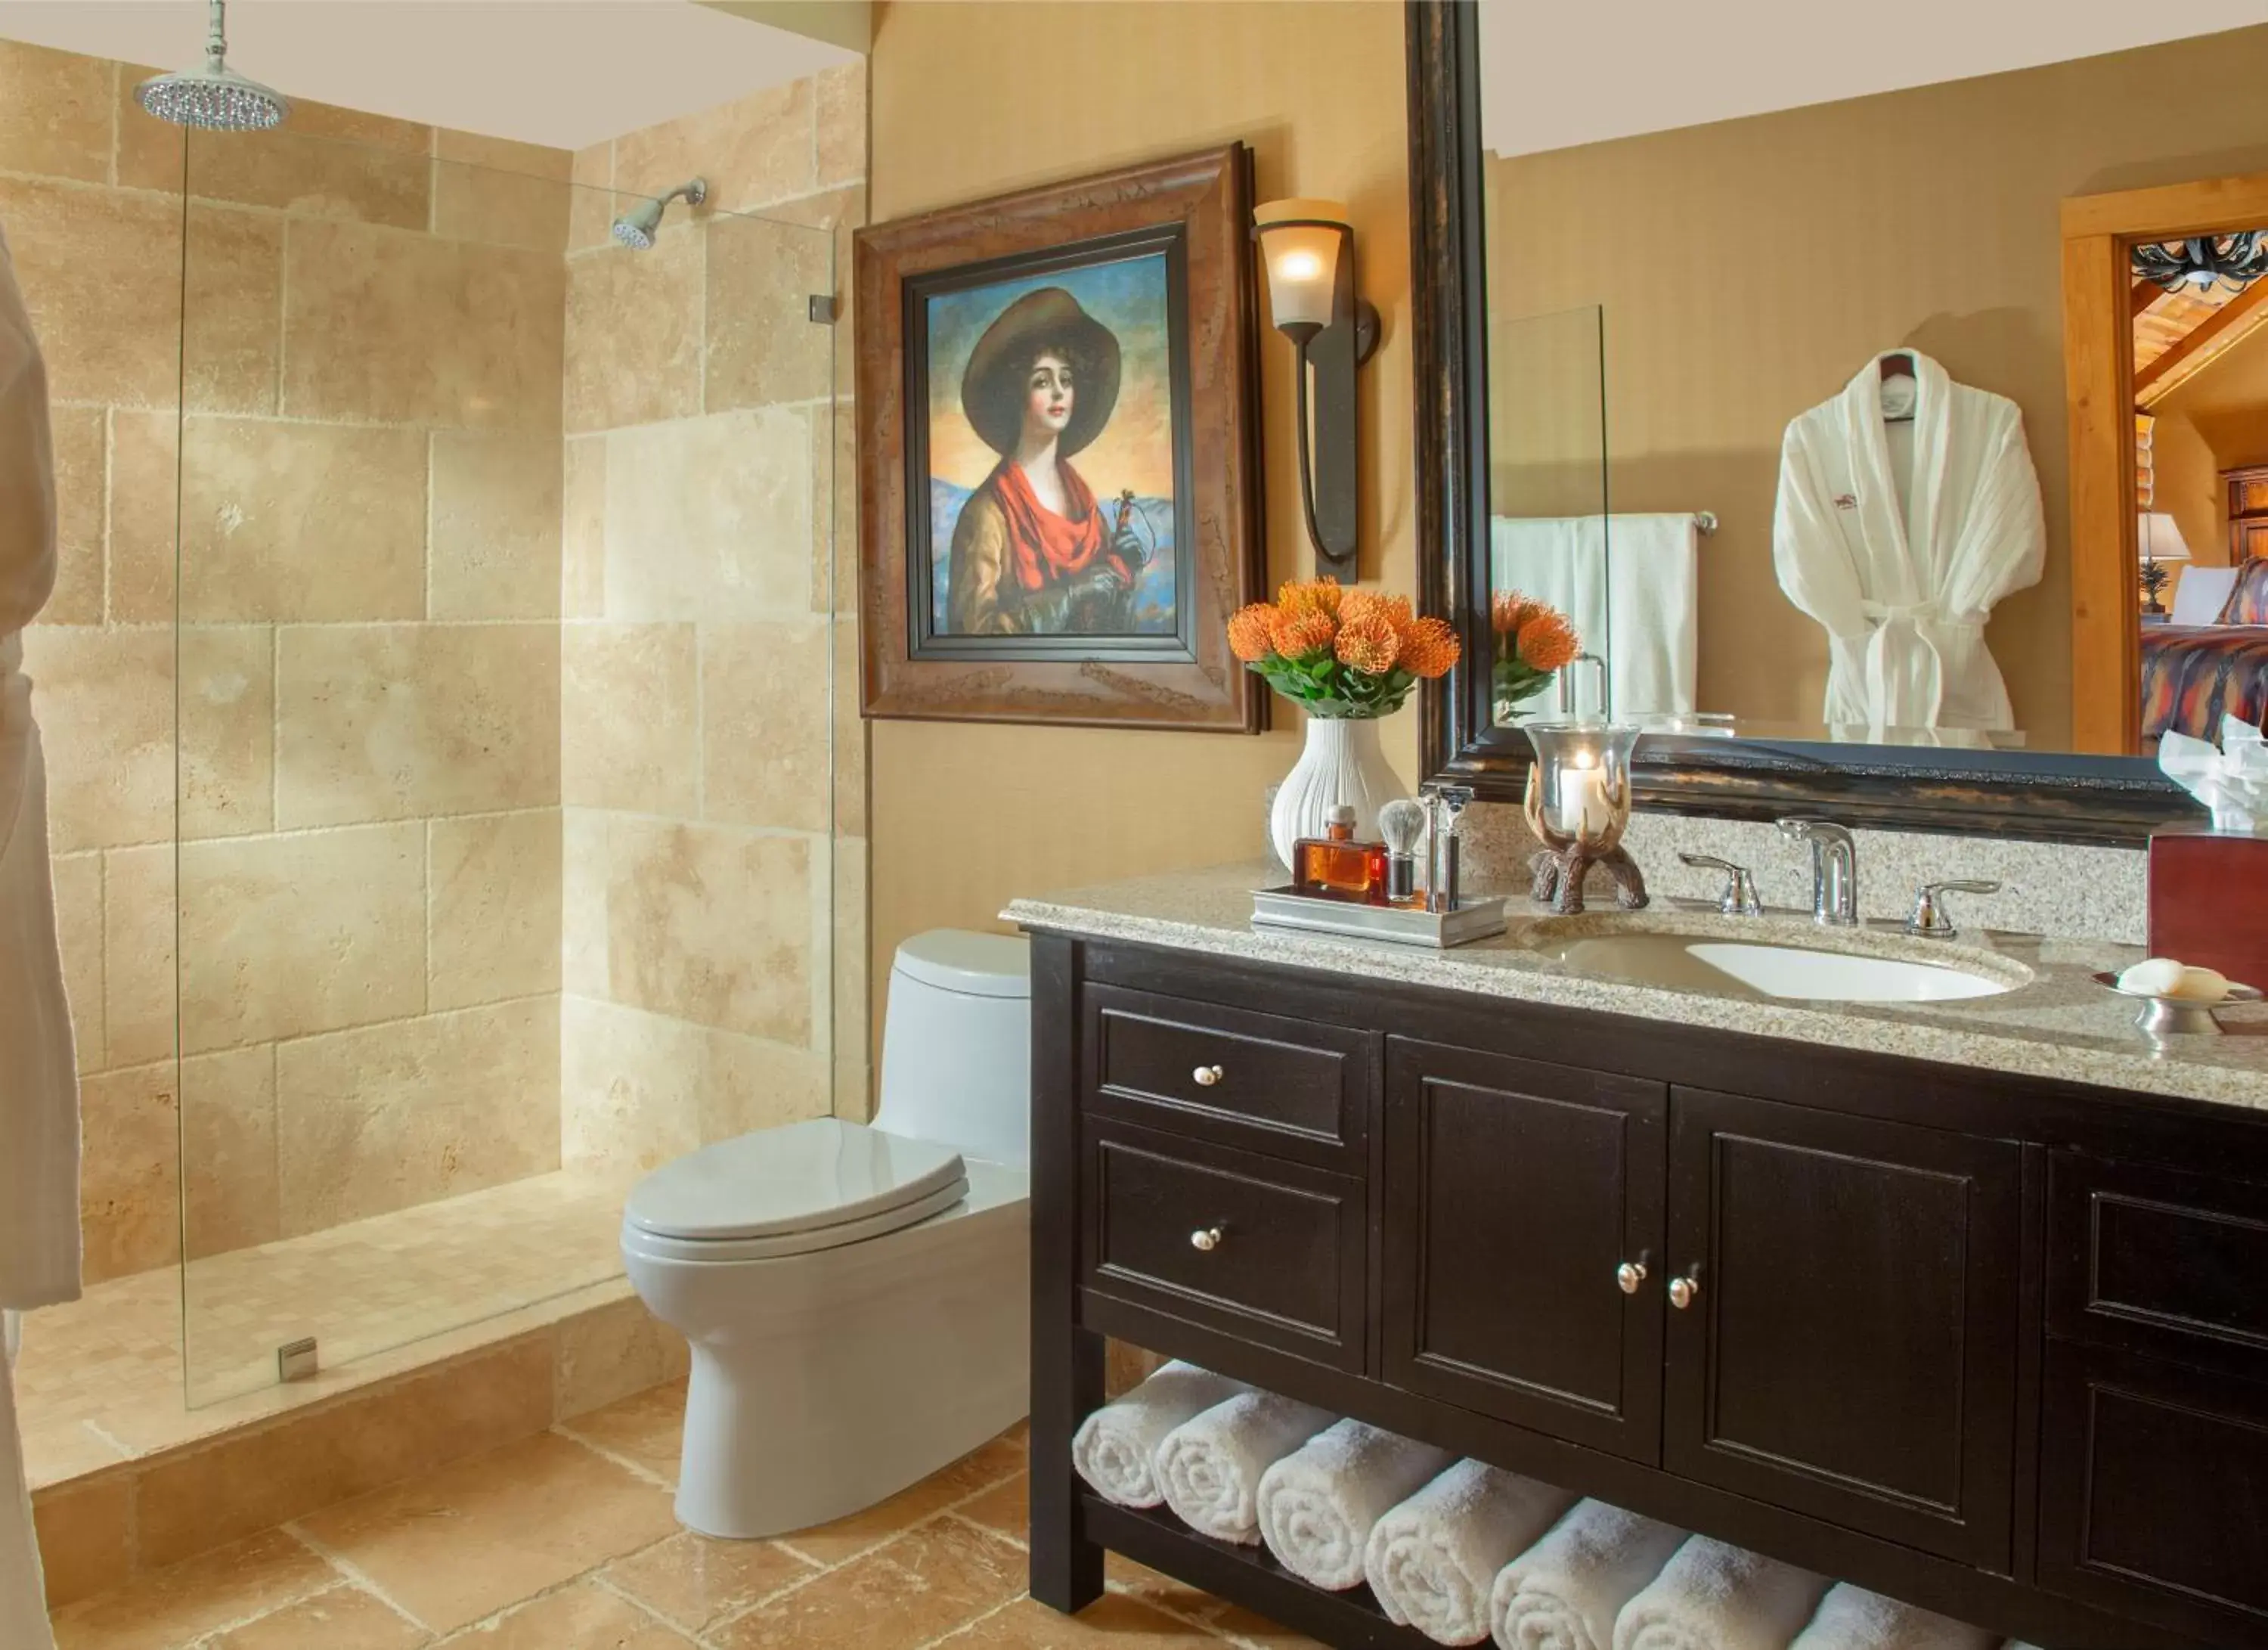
[2148,830,2268,988]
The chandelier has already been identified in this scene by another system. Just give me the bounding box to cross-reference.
[2131,232,2268,296]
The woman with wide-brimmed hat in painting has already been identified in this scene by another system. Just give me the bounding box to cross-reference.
[945,285,1150,635]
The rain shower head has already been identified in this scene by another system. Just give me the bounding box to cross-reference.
[137,0,287,131]
[612,179,709,250]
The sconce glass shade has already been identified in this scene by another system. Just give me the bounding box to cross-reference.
[1254,198,1349,332]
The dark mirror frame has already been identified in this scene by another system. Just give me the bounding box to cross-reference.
[1404,1,2202,846]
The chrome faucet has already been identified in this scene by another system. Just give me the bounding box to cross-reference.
[1778,817,1859,926]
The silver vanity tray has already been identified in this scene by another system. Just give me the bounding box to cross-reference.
[1252,885,1508,949]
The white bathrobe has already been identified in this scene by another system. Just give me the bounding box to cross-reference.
[0,221,79,1650]
[1773,352,2043,734]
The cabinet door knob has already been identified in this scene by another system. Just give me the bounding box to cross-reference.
[1668,1270,1702,1310]
[1190,1227,1225,1252]
[1193,1064,1224,1087]
[1616,1260,1648,1295]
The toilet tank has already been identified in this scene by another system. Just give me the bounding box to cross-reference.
[872,930,1032,1169]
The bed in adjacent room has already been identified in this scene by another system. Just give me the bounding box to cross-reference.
[2141,561,2268,743]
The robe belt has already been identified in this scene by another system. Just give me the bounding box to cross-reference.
[1854,600,1987,729]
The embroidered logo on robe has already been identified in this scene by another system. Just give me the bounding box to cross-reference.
[1833,493,1858,510]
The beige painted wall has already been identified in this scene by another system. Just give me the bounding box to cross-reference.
[2157,315,2268,577]
[1486,23,2268,748]
[863,1,1414,1072]
[558,66,870,1173]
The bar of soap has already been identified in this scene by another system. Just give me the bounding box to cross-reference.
[2174,965,2232,1003]
[2118,957,2187,996]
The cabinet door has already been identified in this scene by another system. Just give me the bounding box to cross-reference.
[1382,1039,1667,1461]
[1665,1089,2021,1568]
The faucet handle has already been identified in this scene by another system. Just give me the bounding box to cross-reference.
[1905,879,2001,940]
[1679,853,1763,916]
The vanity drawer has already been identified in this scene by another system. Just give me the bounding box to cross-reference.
[1081,1119,1366,1371]
[1083,984,1372,1169]
[2049,1151,2268,1374]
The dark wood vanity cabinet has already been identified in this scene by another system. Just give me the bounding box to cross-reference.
[1033,935,2268,1650]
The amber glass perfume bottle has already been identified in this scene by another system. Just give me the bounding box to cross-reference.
[1292,806,1389,901]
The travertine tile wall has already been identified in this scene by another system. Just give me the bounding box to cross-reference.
[556,65,869,1180]
[2,37,573,1282]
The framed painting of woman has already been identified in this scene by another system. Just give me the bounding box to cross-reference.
[856,144,1267,730]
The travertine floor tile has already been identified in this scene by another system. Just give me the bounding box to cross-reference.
[1208,1603,1333,1650]
[937,1594,1228,1648]
[955,1471,1030,1543]
[599,1531,819,1633]
[48,1528,337,1650]
[1105,1553,1238,1630]
[708,1517,1026,1650]
[557,1378,686,1486]
[206,1583,432,1648]
[293,1433,677,1633]
[776,1428,1027,1568]
[433,1581,695,1647]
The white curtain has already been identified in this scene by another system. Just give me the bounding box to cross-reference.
[1773,351,2044,733]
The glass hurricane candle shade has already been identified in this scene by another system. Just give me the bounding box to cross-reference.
[1522,721,1650,914]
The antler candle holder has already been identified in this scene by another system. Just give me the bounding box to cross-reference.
[1523,721,1649,915]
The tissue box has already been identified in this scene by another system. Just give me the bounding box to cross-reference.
[2149,830,2268,987]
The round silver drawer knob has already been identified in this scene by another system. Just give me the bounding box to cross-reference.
[1193,1064,1225,1087]
[1190,1227,1224,1252]
[1668,1273,1701,1310]
[1616,1261,1647,1295]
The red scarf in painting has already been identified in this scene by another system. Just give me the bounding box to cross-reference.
[987,459,1129,591]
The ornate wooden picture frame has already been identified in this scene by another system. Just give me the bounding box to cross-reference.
[855,144,1267,731]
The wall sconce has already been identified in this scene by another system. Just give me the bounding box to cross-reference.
[1254,198,1380,579]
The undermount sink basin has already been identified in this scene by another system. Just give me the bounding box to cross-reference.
[1547,931,2019,1003]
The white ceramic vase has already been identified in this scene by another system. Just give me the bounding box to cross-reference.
[1269,715,1405,871]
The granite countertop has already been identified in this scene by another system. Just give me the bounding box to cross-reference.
[1004,861,2268,1116]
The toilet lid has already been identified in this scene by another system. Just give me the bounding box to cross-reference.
[623,1118,967,1242]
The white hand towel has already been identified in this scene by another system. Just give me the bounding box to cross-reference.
[1072,1362,1250,1509]
[1365,1458,1576,1645]
[3,1313,56,1650]
[1789,1584,1995,1650]
[1612,1536,1830,1650]
[1256,1419,1458,1592]
[1154,1391,1335,1544]
[1491,1498,1688,1650]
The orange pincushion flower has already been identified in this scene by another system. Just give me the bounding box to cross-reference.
[1339,588,1414,640]
[1334,612,1401,675]
[1269,609,1337,659]
[1227,603,1278,662]
[1275,576,1343,621]
[1516,609,1579,673]
[1400,616,1461,678]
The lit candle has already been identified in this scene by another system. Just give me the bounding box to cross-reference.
[1554,749,1613,839]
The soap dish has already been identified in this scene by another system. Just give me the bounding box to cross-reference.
[2091,972,2263,1037]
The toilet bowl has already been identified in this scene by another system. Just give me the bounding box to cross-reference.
[620,930,1033,1540]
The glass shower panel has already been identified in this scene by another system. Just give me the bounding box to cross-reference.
[173,124,841,1406]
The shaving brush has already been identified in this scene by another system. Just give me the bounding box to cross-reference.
[1378,799,1425,904]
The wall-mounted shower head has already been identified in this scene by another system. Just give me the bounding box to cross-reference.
[612,179,709,250]
[137,0,288,131]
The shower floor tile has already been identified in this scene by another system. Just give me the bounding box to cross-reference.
[14,1171,627,1489]
[49,1385,1324,1650]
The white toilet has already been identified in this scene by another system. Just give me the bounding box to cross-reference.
[620,930,1032,1540]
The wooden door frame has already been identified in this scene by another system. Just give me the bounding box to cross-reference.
[2063,170,2268,754]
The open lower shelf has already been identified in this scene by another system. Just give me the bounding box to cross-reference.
[1078,1494,1444,1650]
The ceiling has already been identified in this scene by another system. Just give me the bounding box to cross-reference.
[1479,0,2268,158]
[0,0,857,151]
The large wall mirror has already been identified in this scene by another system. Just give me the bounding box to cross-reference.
[1406,2,2268,839]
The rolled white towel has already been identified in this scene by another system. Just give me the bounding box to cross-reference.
[1365,1459,1576,1645]
[1612,1536,1830,1650]
[1491,1498,1688,1650]
[1256,1419,1458,1592]
[1154,1391,1337,1543]
[1790,1584,1996,1650]
[1072,1361,1250,1509]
